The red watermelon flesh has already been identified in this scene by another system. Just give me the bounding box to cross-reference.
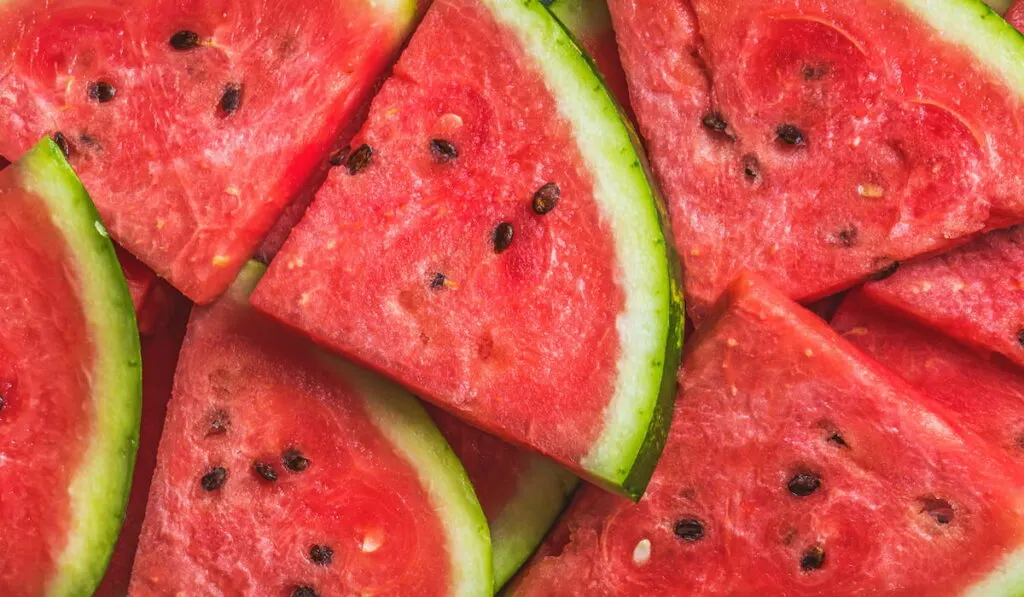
[0,0,416,304]
[115,246,179,336]
[1008,1,1024,29]
[863,225,1024,370]
[832,291,1024,474]
[607,0,1024,323]
[95,301,190,597]
[510,273,1024,596]
[130,262,490,596]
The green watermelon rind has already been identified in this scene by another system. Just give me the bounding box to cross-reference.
[235,261,493,596]
[490,458,578,589]
[965,547,1024,596]
[15,139,143,597]
[482,0,683,500]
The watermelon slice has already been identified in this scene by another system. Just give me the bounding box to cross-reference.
[252,0,682,499]
[510,273,1024,596]
[1008,1,1024,28]
[862,226,1024,370]
[426,406,577,589]
[832,291,1024,473]
[0,0,417,303]
[0,139,141,595]
[607,0,1024,323]
[130,262,490,595]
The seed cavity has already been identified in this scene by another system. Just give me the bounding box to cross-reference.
[53,132,70,158]
[701,112,728,133]
[429,139,458,163]
[206,409,230,436]
[802,64,828,80]
[632,538,652,565]
[869,259,900,281]
[328,147,350,167]
[742,154,760,181]
[857,183,885,198]
[827,432,848,447]
[346,144,373,175]
[532,182,561,215]
[0,155,9,171]
[253,461,278,482]
[835,226,858,248]
[919,497,955,525]
[169,30,201,50]
[493,222,514,254]
[200,466,227,491]
[430,273,447,290]
[0,394,5,411]
[1016,329,1024,349]
[309,544,334,566]
[292,587,318,597]
[787,472,821,497]
[674,518,705,542]
[776,124,805,146]
[800,545,826,571]
[87,81,116,103]
[219,84,242,116]
[282,448,310,472]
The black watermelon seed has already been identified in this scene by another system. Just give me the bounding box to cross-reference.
[0,394,5,411]
[346,144,373,175]
[674,519,705,542]
[827,432,848,447]
[493,222,514,254]
[701,112,728,132]
[742,154,760,180]
[200,467,227,491]
[1016,328,1024,348]
[787,472,821,497]
[328,147,350,167]
[430,273,446,289]
[282,448,310,472]
[776,124,805,146]
[253,461,278,482]
[219,84,242,115]
[206,409,229,436]
[429,139,458,163]
[800,546,826,571]
[53,132,70,158]
[920,497,955,525]
[532,182,561,215]
[869,259,900,281]
[0,155,9,171]
[836,226,858,247]
[87,81,116,103]
[292,587,318,597]
[309,544,334,566]
[170,30,201,50]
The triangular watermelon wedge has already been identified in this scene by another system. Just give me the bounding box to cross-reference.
[607,0,1024,323]
[252,0,683,498]
[130,262,491,595]
[0,139,141,595]
[510,273,1024,596]
[0,0,417,303]
[832,291,1024,474]
[862,226,1024,370]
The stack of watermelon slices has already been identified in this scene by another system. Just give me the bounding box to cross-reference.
[3,0,1024,595]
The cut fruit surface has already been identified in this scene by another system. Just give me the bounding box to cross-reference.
[1008,0,1024,28]
[863,226,1024,370]
[832,291,1024,474]
[427,406,577,589]
[0,139,141,596]
[0,0,417,303]
[510,273,1024,596]
[130,262,491,596]
[607,0,1024,323]
[252,0,682,498]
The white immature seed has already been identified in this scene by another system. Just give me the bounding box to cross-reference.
[632,538,652,565]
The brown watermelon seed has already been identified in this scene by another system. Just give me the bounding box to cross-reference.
[674,519,705,542]
[827,432,848,447]
[919,497,955,525]
[328,147,350,167]
[776,124,805,146]
[1016,328,1024,348]
[0,155,9,171]
[429,139,458,163]
[53,132,71,158]
[802,64,828,80]
[836,226,858,247]
[346,144,373,175]
[309,544,334,566]
[282,448,310,472]
[787,472,821,497]
[701,112,728,132]
[493,222,514,254]
[219,84,242,115]
[532,182,561,215]
[292,587,317,597]
[206,409,229,436]
[87,81,116,103]
[0,394,5,411]
[869,259,900,281]
[200,467,227,491]
[253,461,278,482]
[169,30,200,50]
[742,155,760,180]
[800,546,826,571]
[430,273,447,289]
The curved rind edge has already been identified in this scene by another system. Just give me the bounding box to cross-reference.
[964,546,1024,596]
[490,458,579,589]
[17,139,143,597]
[480,0,682,499]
